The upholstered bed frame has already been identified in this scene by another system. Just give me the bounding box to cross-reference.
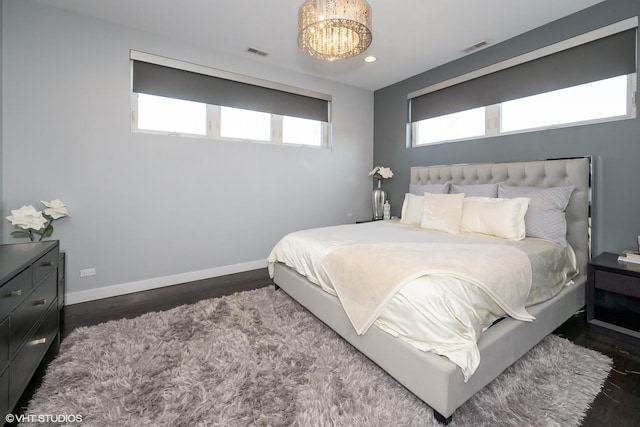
[272,157,590,424]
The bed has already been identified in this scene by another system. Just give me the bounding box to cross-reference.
[268,157,590,424]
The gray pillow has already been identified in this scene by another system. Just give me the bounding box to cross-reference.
[409,182,449,195]
[498,183,575,246]
[450,183,499,198]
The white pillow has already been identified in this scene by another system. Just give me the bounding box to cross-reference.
[400,193,425,226]
[420,193,465,234]
[461,197,530,240]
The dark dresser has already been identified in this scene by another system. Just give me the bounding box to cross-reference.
[0,241,60,416]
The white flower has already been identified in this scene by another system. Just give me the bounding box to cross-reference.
[6,205,47,231]
[41,199,71,219]
[368,166,394,180]
[378,167,394,179]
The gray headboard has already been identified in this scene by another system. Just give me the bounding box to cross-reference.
[410,157,590,278]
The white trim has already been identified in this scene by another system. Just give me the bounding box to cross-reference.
[65,259,268,305]
[408,17,639,100]
[130,50,332,102]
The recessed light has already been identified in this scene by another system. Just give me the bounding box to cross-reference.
[364,55,377,63]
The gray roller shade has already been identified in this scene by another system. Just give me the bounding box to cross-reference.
[133,60,330,122]
[410,28,637,123]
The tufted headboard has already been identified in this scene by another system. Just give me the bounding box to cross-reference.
[410,157,591,279]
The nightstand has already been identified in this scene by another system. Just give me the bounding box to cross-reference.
[587,252,640,339]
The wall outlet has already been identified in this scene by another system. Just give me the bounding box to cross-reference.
[80,268,96,277]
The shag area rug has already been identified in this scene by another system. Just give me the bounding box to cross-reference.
[27,286,611,426]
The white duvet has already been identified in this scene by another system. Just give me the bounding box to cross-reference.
[267,220,577,380]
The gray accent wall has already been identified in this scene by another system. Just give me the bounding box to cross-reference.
[374,0,640,256]
[2,1,373,299]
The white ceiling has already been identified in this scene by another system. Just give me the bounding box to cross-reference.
[34,0,604,91]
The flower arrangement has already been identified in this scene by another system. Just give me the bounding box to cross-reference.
[6,199,71,242]
[368,166,394,180]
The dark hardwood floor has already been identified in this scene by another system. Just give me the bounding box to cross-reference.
[60,268,271,337]
[15,269,640,426]
[554,311,640,427]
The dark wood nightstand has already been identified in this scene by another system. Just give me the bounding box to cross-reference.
[587,252,640,339]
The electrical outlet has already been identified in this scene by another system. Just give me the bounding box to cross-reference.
[80,268,96,277]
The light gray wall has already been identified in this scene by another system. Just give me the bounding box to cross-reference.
[2,0,373,299]
[0,0,3,242]
[374,0,640,256]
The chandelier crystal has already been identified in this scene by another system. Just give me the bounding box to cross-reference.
[297,0,372,61]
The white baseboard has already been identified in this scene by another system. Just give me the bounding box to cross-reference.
[65,259,268,305]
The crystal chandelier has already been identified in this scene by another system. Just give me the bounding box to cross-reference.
[297,0,372,61]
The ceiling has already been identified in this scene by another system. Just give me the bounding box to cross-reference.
[34,0,604,91]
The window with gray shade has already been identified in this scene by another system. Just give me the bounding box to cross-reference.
[130,51,332,148]
[408,20,638,146]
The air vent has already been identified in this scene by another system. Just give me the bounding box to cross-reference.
[462,40,489,54]
[247,47,269,57]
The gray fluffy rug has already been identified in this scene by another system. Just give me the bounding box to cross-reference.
[27,286,611,426]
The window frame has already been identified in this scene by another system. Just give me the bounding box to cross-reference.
[411,73,637,147]
[131,94,330,148]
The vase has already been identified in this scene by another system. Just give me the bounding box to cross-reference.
[372,180,386,220]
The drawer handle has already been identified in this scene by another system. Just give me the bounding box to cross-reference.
[29,338,47,346]
[41,261,54,267]
[33,298,47,306]
[5,290,22,298]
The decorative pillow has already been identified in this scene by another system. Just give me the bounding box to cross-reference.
[498,184,575,246]
[420,193,465,234]
[409,182,449,196]
[461,197,530,240]
[450,183,499,198]
[400,193,425,226]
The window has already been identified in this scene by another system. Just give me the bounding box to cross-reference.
[130,51,331,147]
[137,94,207,136]
[408,20,638,146]
[132,95,328,146]
[220,107,270,141]
[412,74,635,145]
[283,116,323,146]
[414,107,485,146]
[500,75,629,133]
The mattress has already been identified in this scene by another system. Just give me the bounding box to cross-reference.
[267,220,577,380]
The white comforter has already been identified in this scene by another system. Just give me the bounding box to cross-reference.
[322,243,534,335]
[267,221,577,380]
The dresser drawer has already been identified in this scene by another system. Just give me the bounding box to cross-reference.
[9,303,58,409]
[32,248,58,288]
[0,268,31,315]
[9,271,57,358]
[0,318,8,374]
